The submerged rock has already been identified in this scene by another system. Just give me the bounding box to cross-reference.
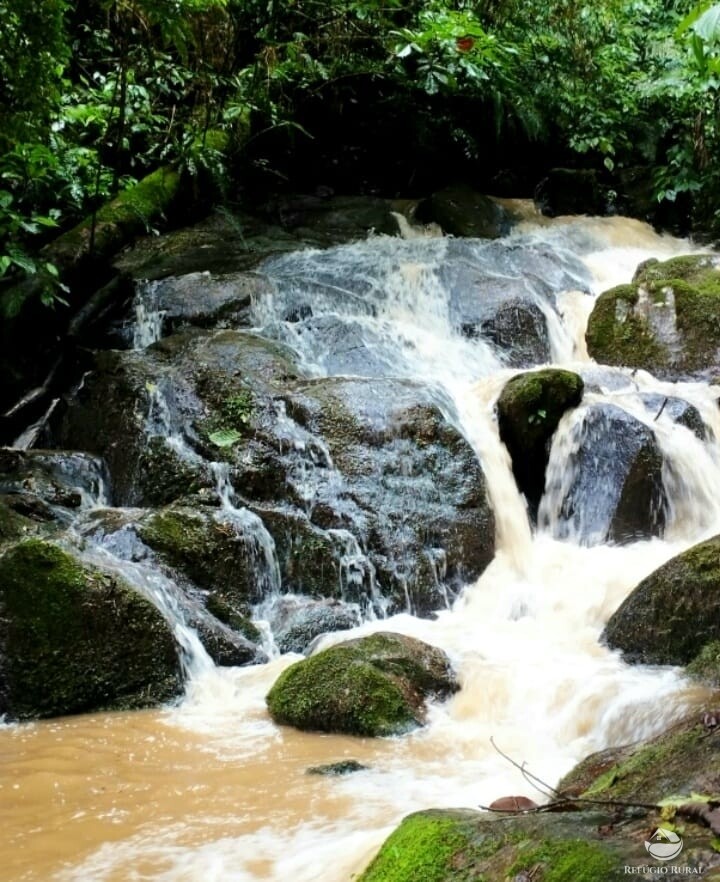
[265,631,458,736]
[497,368,584,518]
[541,403,666,545]
[638,393,709,440]
[603,534,720,664]
[0,540,182,720]
[586,254,720,378]
[306,760,369,776]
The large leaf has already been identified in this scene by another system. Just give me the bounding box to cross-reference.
[208,428,242,448]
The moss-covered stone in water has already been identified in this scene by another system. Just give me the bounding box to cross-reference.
[575,716,714,803]
[360,812,473,882]
[140,505,264,606]
[686,640,720,687]
[585,283,666,372]
[204,593,261,643]
[586,254,720,375]
[0,540,182,720]
[266,632,458,737]
[357,808,629,882]
[603,533,720,665]
[497,369,584,517]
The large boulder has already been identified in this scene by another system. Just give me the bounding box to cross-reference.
[356,804,719,882]
[540,403,667,545]
[56,330,496,616]
[76,507,266,667]
[496,369,584,518]
[558,713,720,806]
[360,710,720,882]
[258,236,591,369]
[586,254,720,378]
[265,632,458,736]
[0,540,182,720]
[603,534,720,665]
[414,185,509,238]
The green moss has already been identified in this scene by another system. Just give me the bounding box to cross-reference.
[360,813,473,882]
[266,632,457,736]
[509,839,614,882]
[0,540,182,720]
[54,166,181,267]
[267,645,416,736]
[497,369,583,516]
[137,437,204,506]
[581,723,705,802]
[686,640,720,686]
[585,284,667,370]
[588,256,720,373]
[140,505,262,606]
[205,593,261,642]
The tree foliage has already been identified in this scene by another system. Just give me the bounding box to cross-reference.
[2,0,720,314]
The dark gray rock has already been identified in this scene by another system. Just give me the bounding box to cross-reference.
[603,534,720,665]
[541,403,667,545]
[415,185,509,239]
[56,329,495,617]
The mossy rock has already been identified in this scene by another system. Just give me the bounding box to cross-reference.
[204,593,261,644]
[687,640,720,687]
[356,807,679,882]
[586,254,720,377]
[0,540,182,720]
[266,632,458,736]
[569,714,720,804]
[497,369,584,518]
[139,504,274,608]
[603,533,720,665]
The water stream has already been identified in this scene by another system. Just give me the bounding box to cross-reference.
[0,214,717,882]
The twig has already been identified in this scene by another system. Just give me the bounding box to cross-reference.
[486,738,660,814]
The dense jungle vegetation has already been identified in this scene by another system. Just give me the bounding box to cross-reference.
[1,0,720,316]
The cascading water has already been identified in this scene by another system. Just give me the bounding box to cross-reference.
[1,214,718,882]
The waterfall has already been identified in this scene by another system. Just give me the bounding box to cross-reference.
[4,214,718,882]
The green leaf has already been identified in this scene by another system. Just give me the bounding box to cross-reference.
[208,428,242,448]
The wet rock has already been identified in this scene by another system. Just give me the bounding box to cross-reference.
[0,449,107,514]
[306,760,369,776]
[556,745,637,798]
[561,713,720,804]
[75,507,265,667]
[57,330,496,617]
[586,254,720,378]
[259,193,401,240]
[266,596,361,654]
[113,210,315,281]
[415,185,509,239]
[603,534,720,665]
[0,540,182,720]
[135,271,273,334]
[541,403,666,546]
[687,641,720,688]
[285,376,496,614]
[139,504,278,608]
[266,631,458,736]
[638,393,709,440]
[534,168,608,218]
[259,236,591,370]
[497,369,584,518]
[355,806,704,882]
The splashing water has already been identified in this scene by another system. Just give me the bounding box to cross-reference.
[1,214,717,882]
